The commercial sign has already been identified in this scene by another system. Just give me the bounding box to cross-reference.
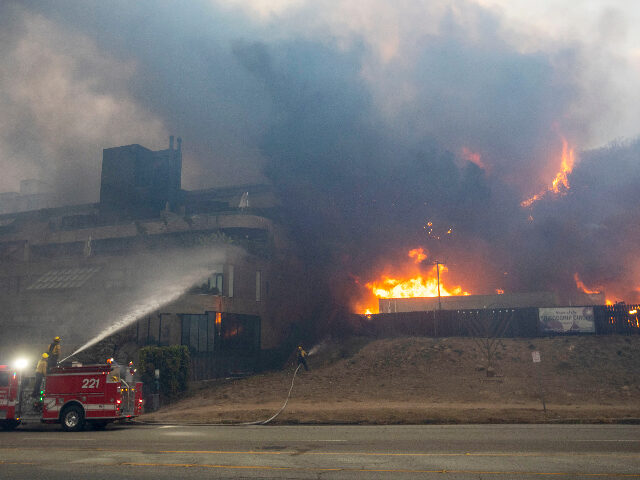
[538,307,595,333]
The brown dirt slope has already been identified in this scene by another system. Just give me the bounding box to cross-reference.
[142,335,640,424]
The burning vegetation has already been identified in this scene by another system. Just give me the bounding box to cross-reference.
[522,138,576,208]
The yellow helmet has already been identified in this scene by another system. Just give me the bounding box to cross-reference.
[42,353,49,359]
[54,336,60,342]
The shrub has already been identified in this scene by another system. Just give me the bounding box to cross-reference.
[139,345,190,401]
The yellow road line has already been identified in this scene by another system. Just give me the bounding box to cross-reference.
[1,446,639,459]
[159,449,640,459]
[118,462,640,476]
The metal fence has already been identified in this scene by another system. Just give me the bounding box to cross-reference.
[594,304,640,335]
[363,304,640,339]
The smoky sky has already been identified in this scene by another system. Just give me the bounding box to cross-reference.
[2,0,640,309]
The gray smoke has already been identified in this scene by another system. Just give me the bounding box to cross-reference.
[1,0,639,325]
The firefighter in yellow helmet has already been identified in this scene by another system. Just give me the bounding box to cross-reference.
[47,336,61,371]
[32,353,48,398]
[296,345,309,371]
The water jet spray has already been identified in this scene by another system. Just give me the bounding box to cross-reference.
[60,246,238,363]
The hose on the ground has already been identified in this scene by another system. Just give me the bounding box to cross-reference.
[133,364,302,427]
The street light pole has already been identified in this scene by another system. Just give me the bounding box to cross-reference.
[435,260,442,311]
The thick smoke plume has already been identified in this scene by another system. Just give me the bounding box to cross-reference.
[2,1,640,336]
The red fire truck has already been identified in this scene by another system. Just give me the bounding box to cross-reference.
[0,363,143,431]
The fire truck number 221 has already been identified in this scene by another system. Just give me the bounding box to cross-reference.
[0,363,143,431]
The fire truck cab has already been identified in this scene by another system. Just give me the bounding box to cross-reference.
[0,363,143,431]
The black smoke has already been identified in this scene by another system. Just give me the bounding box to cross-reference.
[2,0,640,331]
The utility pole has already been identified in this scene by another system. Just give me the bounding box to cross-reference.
[434,260,442,310]
[432,259,444,338]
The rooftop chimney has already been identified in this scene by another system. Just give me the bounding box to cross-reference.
[177,137,182,152]
[169,135,174,150]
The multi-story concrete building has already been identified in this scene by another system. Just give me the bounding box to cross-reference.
[0,138,301,379]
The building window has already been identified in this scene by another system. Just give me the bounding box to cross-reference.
[148,316,160,344]
[227,265,234,298]
[219,314,260,353]
[208,272,223,295]
[180,314,216,352]
[190,265,223,295]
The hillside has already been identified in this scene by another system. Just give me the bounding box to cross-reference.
[142,335,640,424]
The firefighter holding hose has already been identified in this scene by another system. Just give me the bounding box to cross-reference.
[47,336,61,370]
[296,345,309,371]
[32,353,48,398]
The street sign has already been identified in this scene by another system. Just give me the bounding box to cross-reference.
[531,350,545,413]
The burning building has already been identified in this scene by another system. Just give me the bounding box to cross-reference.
[0,138,304,379]
[356,246,607,315]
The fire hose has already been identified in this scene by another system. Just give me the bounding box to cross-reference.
[134,364,303,427]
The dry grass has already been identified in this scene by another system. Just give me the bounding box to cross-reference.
[142,335,640,424]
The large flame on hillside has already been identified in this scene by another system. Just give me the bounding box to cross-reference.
[355,248,470,314]
[522,138,575,208]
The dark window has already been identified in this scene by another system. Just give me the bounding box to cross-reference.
[189,271,223,295]
[0,372,9,387]
[209,273,223,295]
[180,314,216,352]
[220,314,260,352]
[180,315,190,346]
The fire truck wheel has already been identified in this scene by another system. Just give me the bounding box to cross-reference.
[60,405,85,432]
[0,420,20,431]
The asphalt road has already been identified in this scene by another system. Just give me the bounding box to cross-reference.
[1,423,639,479]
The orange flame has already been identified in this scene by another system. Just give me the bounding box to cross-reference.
[367,267,467,299]
[574,273,601,295]
[522,138,575,208]
[356,248,470,313]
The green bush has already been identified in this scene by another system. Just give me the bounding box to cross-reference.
[139,345,190,400]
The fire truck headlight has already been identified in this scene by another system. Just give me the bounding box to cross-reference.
[13,357,29,371]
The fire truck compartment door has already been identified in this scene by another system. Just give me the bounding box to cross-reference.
[47,373,103,394]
